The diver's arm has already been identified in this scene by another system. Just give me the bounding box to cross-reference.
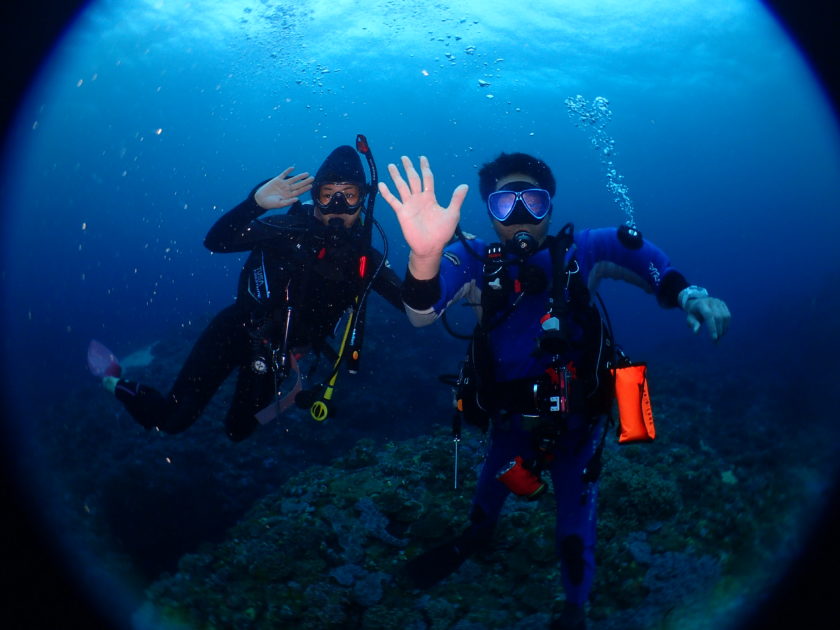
[204,186,269,253]
[204,168,313,253]
[574,227,686,303]
[401,240,482,328]
[402,268,443,319]
[579,227,730,341]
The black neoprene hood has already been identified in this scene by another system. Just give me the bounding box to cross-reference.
[312,145,366,200]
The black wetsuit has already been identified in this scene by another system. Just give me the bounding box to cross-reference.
[114,185,402,441]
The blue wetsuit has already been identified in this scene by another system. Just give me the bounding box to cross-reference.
[402,225,688,605]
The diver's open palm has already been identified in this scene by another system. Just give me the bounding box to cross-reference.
[255,166,314,210]
[379,156,468,262]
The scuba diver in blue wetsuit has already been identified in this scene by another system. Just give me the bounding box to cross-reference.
[91,142,402,441]
[378,152,731,630]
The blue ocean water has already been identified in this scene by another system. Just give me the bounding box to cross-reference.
[2,0,840,628]
[4,0,840,391]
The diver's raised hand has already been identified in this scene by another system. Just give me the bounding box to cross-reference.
[255,167,314,210]
[378,155,468,280]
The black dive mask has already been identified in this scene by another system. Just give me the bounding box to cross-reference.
[315,189,363,215]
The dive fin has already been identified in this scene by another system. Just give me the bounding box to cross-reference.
[404,539,471,589]
[87,340,122,378]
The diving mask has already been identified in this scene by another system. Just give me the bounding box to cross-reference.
[314,182,363,215]
[487,185,551,224]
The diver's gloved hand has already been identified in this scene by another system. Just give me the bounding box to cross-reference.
[679,286,731,341]
[378,155,468,280]
[255,166,314,210]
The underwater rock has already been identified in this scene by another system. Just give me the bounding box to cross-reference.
[41,325,834,629]
[355,497,409,547]
[329,562,366,586]
[352,570,391,607]
[136,419,808,628]
[302,582,348,626]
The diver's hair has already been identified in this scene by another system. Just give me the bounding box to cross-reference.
[478,152,556,201]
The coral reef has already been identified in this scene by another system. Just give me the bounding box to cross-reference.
[137,404,825,630]
[30,308,840,629]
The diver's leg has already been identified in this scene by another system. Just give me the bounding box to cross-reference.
[468,415,536,535]
[223,363,277,442]
[405,415,532,588]
[114,304,246,434]
[549,416,606,628]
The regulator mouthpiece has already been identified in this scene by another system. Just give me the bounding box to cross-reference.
[508,231,538,257]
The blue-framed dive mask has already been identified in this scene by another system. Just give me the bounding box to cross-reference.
[487,185,551,225]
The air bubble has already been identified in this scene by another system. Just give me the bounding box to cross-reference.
[565,94,635,228]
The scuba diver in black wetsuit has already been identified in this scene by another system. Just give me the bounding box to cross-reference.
[95,142,403,441]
